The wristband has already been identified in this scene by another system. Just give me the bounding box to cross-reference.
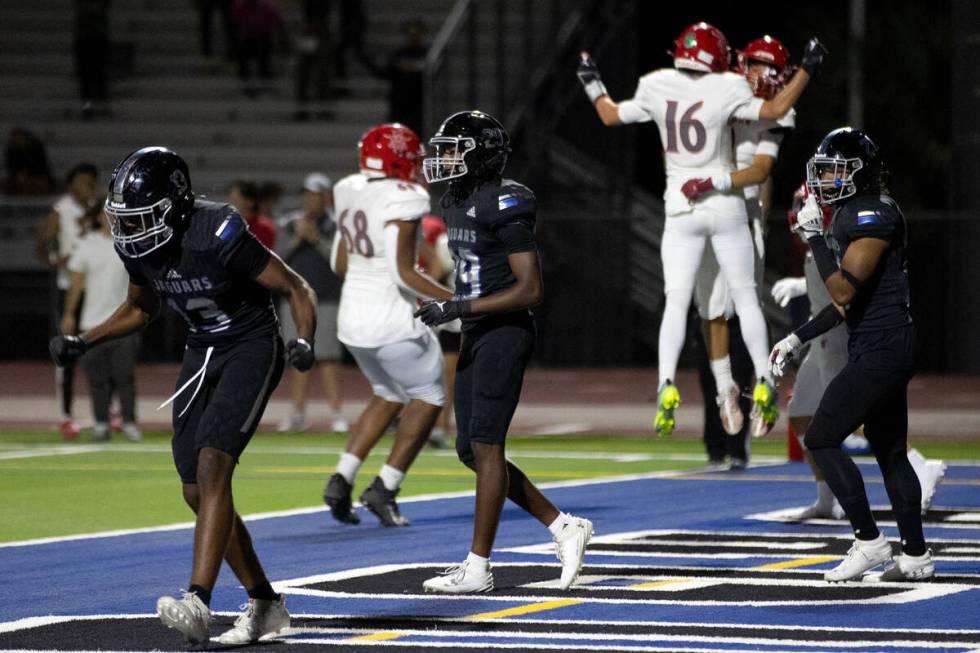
[583,80,608,104]
[711,173,732,193]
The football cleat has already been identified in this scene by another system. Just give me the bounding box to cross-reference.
[653,381,681,437]
[792,501,846,521]
[879,550,934,582]
[422,561,494,594]
[277,412,308,433]
[323,473,361,524]
[920,460,947,514]
[215,595,290,645]
[329,413,350,433]
[824,535,892,582]
[59,418,80,441]
[749,378,779,438]
[359,476,410,527]
[553,516,594,589]
[717,383,744,435]
[156,591,211,645]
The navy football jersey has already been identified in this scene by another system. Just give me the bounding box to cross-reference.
[120,200,277,346]
[440,178,537,331]
[829,193,911,333]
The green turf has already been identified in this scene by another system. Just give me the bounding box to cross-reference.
[2,429,977,543]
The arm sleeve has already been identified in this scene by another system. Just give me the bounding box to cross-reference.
[793,303,844,344]
[730,97,765,121]
[755,128,786,158]
[215,212,272,278]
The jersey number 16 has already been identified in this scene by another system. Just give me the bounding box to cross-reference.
[664,100,706,153]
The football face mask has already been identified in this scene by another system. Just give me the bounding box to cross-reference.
[105,196,176,258]
[806,155,863,205]
[422,137,476,183]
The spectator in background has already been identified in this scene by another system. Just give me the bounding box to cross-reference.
[4,128,54,195]
[294,0,333,120]
[62,199,141,442]
[378,19,428,134]
[35,162,99,439]
[73,0,111,116]
[277,173,348,433]
[196,0,237,62]
[231,0,286,97]
[227,179,276,248]
[335,0,376,80]
[258,181,284,219]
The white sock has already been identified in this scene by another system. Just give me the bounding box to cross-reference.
[547,512,571,537]
[378,464,405,491]
[816,480,835,508]
[466,551,489,572]
[710,356,734,391]
[336,453,362,484]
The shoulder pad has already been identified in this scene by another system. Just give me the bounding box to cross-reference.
[487,180,536,223]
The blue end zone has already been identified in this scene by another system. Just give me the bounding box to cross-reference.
[2,461,979,650]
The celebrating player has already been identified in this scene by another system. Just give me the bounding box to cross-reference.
[769,128,932,581]
[578,23,827,436]
[49,147,316,645]
[692,35,796,445]
[776,184,946,520]
[415,110,593,593]
[322,123,453,527]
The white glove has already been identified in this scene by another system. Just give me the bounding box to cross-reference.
[771,277,807,307]
[769,333,802,378]
[795,194,824,239]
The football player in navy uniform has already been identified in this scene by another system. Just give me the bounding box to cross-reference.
[414,111,593,593]
[769,129,930,582]
[48,147,317,645]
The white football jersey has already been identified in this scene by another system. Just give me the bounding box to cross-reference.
[617,69,764,214]
[333,173,431,348]
[733,109,795,201]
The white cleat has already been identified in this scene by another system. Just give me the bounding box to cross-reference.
[717,384,744,436]
[920,460,947,513]
[156,591,211,645]
[879,550,935,581]
[215,595,290,645]
[554,516,594,589]
[825,535,893,582]
[422,562,494,594]
[792,501,845,521]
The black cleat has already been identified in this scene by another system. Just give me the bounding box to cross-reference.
[323,473,361,524]
[359,477,410,527]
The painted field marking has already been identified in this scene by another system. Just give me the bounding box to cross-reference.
[754,556,841,570]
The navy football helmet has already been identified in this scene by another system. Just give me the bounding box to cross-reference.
[806,127,883,204]
[104,146,194,257]
[423,110,510,183]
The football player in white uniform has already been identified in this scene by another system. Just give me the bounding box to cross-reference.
[322,123,454,527]
[776,185,946,519]
[578,22,827,435]
[691,36,796,447]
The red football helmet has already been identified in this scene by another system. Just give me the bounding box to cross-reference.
[358,123,425,182]
[673,22,730,73]
[787,182,833,235]
[737,35,792,99]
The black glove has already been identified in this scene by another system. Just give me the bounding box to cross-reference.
[577,51,608,104]
[286,338,315,371]
[49,335,88,366]
[800,37,828,77]
[414,300,469,327]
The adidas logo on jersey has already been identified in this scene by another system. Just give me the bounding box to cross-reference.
[466,206,476,218]
[166,269,182,279]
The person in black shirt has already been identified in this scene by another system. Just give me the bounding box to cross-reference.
[415,111,593,593]
[769,128,930,582]
[48,147,319,645]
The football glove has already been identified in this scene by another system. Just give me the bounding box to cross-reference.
[49,335,88,366]
[795,194,825,240]
[771,277,807,307]
[800,37,828,77]
[681,174,732,202]
[768,333,803,378]
[286,338,315,371]
[414,299,468,327]
[577,51,608,104]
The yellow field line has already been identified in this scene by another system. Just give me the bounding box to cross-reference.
[753,555,840,570]
[628,577,693,589]
[466,598,584,619]
[349,631,404,641]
